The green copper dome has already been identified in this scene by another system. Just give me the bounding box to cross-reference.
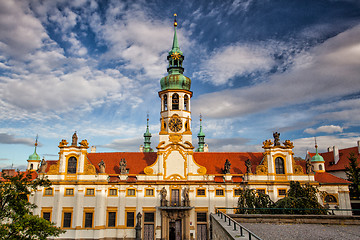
[311,152,324,162]
[311,144,324,162]
[28,151,41,161]
[160,74,191,91]
[28,139,40,161]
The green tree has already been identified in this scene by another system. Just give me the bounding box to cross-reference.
[0,170,64,240]
[236,188,274,214]
[345,152,360,199]
[274,181,327,214]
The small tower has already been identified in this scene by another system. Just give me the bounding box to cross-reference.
[143,115,153,152]
[27,136,41,171]
[311,138,325,172]
[196,115,206,152]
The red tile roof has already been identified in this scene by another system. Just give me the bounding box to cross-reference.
[0,169,38,181]
[84,151,264,176]
[309,146,359,172]
[193,152,264,175]
[87,152,157,174]
[314,172,351,184]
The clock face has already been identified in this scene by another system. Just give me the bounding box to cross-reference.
[169,117,182,132]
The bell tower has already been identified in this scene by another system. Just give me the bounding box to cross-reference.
[144,14,206,180]
[159,14,192,146]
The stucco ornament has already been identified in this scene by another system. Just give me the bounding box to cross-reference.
[262,139,273,149]
[58,139,68,148]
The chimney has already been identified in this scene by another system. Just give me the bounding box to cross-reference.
[327,146,333,152]
[91,146,96,153]
[333,146,339,164]
[358,141,360,154]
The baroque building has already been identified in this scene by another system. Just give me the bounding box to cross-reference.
[23,16,351,240]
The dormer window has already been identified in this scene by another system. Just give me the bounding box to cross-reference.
[172,93,179,110]
[275,157,285,174]
[67,157,77,174]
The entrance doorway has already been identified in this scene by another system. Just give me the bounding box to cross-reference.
[169,219,182,240]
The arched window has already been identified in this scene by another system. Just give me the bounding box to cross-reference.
[184,95,189,111]
[319,164,323,170]
[172,93,179,110]
[30,164,33,170]
[275,157,285,174]
[67,157,77,174]
[163,95,167,110]
[324,195,337,203]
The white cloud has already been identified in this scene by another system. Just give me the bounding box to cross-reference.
[0,1,48,59]
[304,125,343,134]
[203,137,258,152]
[193,24,360,119]
[101,137,143,152]
[0,133,35,146]
[293,135,360,157]
[193,44,275,86]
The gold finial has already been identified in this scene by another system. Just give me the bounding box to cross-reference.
[200,113,202,122]
[35,134,38,147]
[174,13,177,27]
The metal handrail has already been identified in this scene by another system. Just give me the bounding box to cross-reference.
[215,209,262,240]
[217,207,360,215]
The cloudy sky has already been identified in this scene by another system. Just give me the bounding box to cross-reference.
[1,0,360,170]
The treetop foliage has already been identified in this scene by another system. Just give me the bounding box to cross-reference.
[237,181,327,215]
[0,170,64,240]
[345,152,360,199]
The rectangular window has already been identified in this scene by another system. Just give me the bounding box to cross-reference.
[108,212,116,227]
[278,189,287,196]
[234,188,241,196]
[197,212,207,223]
[84,212,93,228]
[63,212,72,228]
[171,189,180,206]
[43,212,51,221]
[215,189,224,196]
[44,188,53,196]
[145,189,154,196]
[86,188,95,196]
[65,188,74,196]
[127,189,136,196]
[144,212,155,223]
[197,189,206,196]
[126,211,135,227]
[109,189,118,196]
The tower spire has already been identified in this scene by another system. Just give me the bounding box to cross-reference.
[35,134,38,152]
[27,135,41,170]
[171,13,180,53]
[143,114,153,152]
[196,114,206,152]
[160,14,191,91]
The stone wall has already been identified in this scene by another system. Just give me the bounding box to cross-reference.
[229,214,360,225]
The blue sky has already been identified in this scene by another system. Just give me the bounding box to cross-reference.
[1,0,360,170]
